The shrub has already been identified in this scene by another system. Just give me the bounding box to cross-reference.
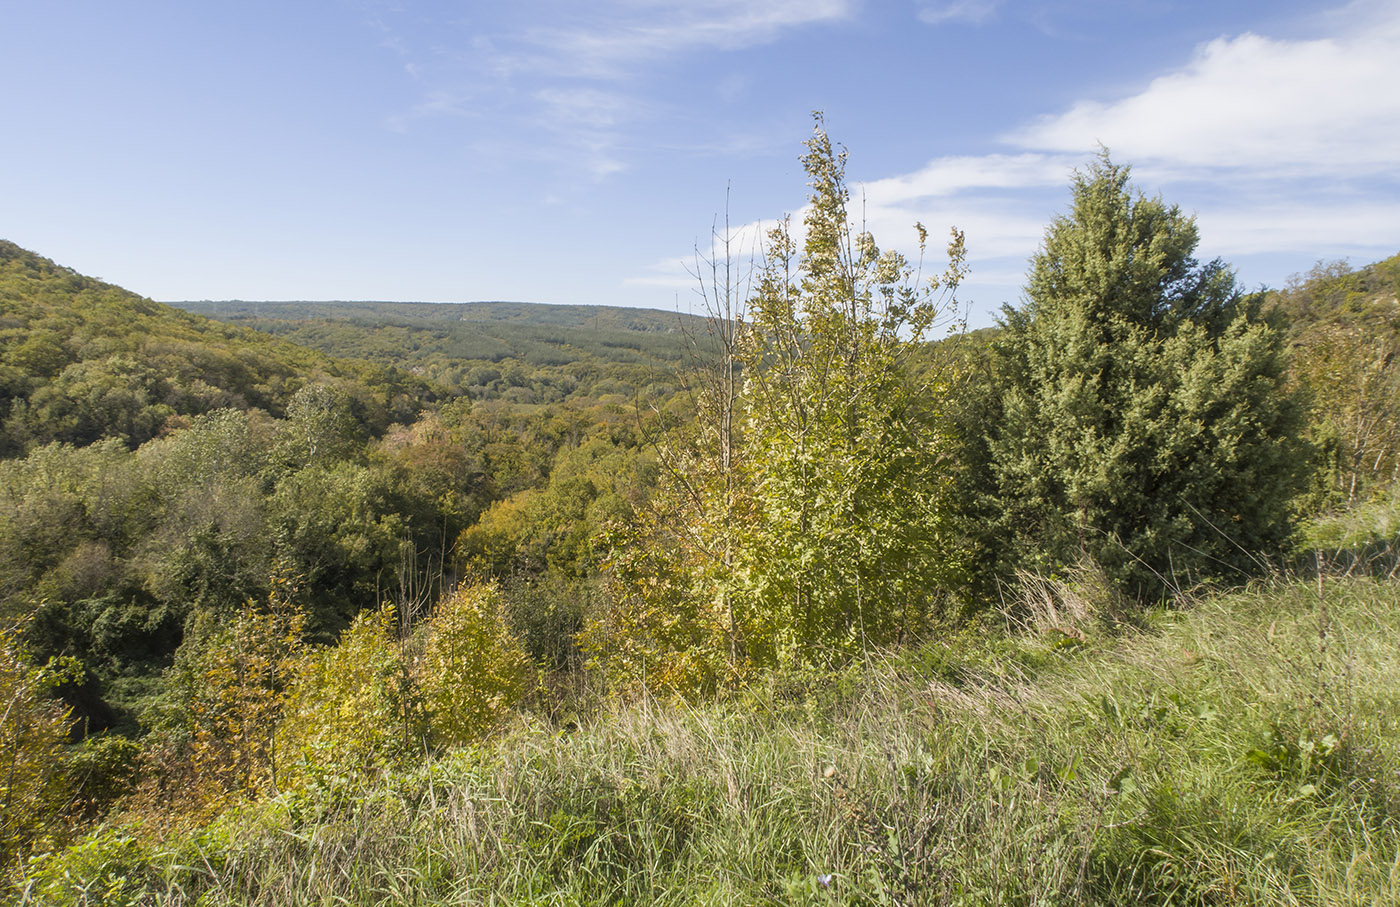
[0,632,73,864]
[276,604,425,791]
[417,583,530,747]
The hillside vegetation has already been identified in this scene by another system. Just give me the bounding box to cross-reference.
[174,299,712,404]
[1267,253,1400,511]
[17,573,1400,906]
[2,121,1398,904]
[0,242,436,454]
[0,243,661,740]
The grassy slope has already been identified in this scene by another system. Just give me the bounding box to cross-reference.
[26,574,1399,905]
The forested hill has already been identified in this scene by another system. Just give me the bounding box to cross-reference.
[179,299,704,332]
[173,299,714,401]
[1268,251,1400,334]
[0,241,436,454]
[0,240,661,746]
[1265,252,1400,508]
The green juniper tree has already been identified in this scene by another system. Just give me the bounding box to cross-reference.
[973,153,1305,600]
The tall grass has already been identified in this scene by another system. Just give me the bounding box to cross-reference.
[18,574,1400,906]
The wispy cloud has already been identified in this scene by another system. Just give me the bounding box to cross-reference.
[529,86,643,177]
[625,214,774,295]
[860,153,1077,203]
[1195,200,1400,256]
[916,1,1001,27]
[374,1,854,180]
[385,89,474,134]
[523,0,853,79]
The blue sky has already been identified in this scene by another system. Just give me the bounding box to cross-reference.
[4,0,1398,328]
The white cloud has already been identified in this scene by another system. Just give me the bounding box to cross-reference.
[1195,200,1400,256]
[623,259,695,291]
[1005,8,1400,176]
[625,215,774,293]
[860,153,1077,203]
[837,1,1400,315]
[858,196,1050,260]
[623,185,1037,321]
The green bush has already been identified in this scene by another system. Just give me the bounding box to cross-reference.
[0,630,74,865]
[20,828,156,907]
[418,583,531,747]
[276,604,425,792]
[67,734,142,817]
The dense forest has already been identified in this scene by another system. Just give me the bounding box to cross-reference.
[173,299,713,404]
[2,124,1398,905]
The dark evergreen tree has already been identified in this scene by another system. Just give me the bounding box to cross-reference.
[974,154,1305,599]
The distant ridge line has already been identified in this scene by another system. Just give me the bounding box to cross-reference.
[168,299,712,335]
[167,299,690,317]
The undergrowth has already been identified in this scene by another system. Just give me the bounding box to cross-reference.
[15,574,1400,906]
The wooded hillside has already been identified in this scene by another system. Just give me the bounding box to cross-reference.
[0,242,437,454]
[174,298,713,403]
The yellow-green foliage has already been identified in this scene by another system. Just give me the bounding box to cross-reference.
[0,626,72,864]
[19,827,156,907]
[588,117,967,692]
[276,604,424,790]
[1273,254,1400,508]
[738,123,966,665]
[585,517,734,697]
[456,436,643,583]
[172,588,305,810]
[418,583,530,747]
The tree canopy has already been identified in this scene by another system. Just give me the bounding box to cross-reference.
[971,154,1306,599]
